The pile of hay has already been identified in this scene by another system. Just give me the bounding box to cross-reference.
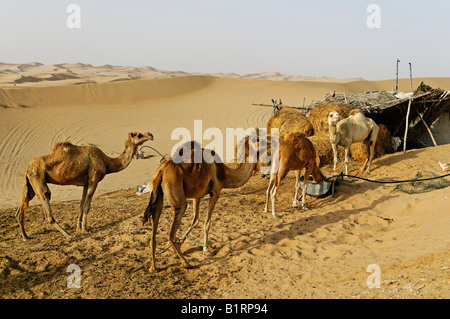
[307,135,345,167]
[267,107,313,138]
[307,103,355,135]
[265,104,395,168]
[350,124,393,162]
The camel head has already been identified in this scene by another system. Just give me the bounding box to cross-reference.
[327,112,341,126]
[126,132,154,148]
[234,133,274,176]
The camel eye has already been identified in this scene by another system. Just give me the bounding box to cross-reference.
[137,133,143,138]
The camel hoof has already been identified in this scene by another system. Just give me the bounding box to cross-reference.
[22,235,31,242]
[149,266,158,274]
[182,263,193,269]
[300,204,309,211]
[203,248,213,256]
[292,201,299,208]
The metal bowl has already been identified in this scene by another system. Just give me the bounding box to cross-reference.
[137,185,147,193]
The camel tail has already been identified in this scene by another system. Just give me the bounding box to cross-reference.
[16,174,36,240]
[17,175,33,214]
[142,166,164,226]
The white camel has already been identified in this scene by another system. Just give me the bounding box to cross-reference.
[328,110,379,175]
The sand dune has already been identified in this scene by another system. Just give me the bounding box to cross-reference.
[0,144,449,299]
[0,64,449,210]
[0,62,365,86]
[0,63,449,299]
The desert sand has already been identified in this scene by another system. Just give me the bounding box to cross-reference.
[0,63,449,299]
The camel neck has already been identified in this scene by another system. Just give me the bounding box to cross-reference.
[223,162,257,188]
[329,123,339,144]
[105,143,137,173]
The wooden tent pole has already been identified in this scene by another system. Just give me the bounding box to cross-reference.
[419,114,438,147]
[403,98,412,153]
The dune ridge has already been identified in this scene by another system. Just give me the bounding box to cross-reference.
[0,62,364,86]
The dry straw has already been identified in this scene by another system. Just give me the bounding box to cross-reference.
[264,104,394,168]
[307,135,342,167]
[267,107,314,138]
[307,103,355,135]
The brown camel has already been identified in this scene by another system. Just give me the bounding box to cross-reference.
[16,132,153,240]
[264,132,325,218]
[266,107,315,208]
[142,140,259,273]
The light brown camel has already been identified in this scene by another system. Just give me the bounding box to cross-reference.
[16,132,153,240]
[142,140,259,273]
[264,132,325,218]
[266,107,315,208]
[328,109,379,175]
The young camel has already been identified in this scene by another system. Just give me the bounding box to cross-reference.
[266,107,315,209]
[142,140,259,273]
[264,132,325,218]
[328,110,379,175]
[16,132,153,240]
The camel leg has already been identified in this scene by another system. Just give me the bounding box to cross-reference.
[16,179,35,241]
[77,185,88,233]
[361,140,376,173]
[367,126,379,173]
[264,174,275,213]
[332,143,338,171]
[300,163,314,210]
[365,129,378,174]
[203,191,220,256]
[149,192,164,274]
[33,181,72,239]
[359,139,370,173]
[79,182,98,233]
[344,147,350,175]
[366,140,376,173]
[270,185,278,219]
[169,202,191,268]
[270,162,289,219]
[180,198,200,246]
[292,170,301,208]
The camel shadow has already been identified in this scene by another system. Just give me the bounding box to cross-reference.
[188,173,400,268]
[264,192,393,246]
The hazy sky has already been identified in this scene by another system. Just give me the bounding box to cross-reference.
[1,0,449,80]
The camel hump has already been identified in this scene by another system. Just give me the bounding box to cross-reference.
[51,142,83,157]
[349,109,364,117]
[348,111,368,123]
[282,132,307,144]
[53,142,75,151]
